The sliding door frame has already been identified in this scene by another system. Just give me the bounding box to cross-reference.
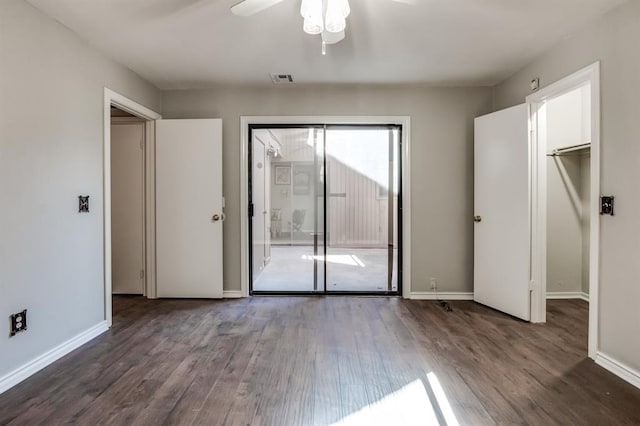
[240,116,411,298]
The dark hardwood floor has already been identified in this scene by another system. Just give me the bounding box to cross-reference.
[1,297,639,425]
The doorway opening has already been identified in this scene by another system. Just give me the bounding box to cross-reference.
[249,124,402,295]
[110,106,146,297]
[543,84,592,302]
[103,89,161,326]
[542,83,592,352]
[527,62,600,358]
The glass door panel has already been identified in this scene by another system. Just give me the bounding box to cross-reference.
[325,126,400,293]
[251,127,324,293]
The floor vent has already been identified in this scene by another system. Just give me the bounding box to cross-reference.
[270,73,294,84]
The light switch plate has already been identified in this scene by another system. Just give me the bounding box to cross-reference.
[79,195,90,213]
[600,195,614,215]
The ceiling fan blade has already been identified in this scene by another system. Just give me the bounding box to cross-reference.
[231,0,285,16]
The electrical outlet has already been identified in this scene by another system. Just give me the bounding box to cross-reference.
[10,310,27,337]
[430,278,437,290]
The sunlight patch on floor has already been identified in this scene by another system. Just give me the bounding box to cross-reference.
[428,372,460,426]
[301,254,366,267]
[331,379,441,426]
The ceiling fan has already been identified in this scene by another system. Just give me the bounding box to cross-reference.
[231,0,412,55]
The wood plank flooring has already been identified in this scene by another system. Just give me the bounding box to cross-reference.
[1,297,639,425]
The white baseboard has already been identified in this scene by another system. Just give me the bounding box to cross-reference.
[409,292,474,300]
[595,352,640,390]
[546,291,590,302]
[223,290,244,298]
[0,320,109,395]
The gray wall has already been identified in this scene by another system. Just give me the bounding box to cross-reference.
[493,0,640,373]
[162,85,493,294]
[0,0,161,379]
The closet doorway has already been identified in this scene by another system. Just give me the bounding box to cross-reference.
[248,124,402,295]
[528,63,600,358]
[544,84,592,304]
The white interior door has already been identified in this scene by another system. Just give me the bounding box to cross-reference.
[474,104,531,321]
[111,122,145,294]
[156,119,223,298]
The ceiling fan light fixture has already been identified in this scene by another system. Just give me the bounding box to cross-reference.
[303,16,323,34]
[324,16,345,33]
[301,0,324,34]
[338,0,350,18]
[300,0,312,17]
[300,0,350,51]
[322,29,344,44]
[325,0,348,33]
[300,0,322,19]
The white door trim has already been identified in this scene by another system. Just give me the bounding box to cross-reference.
[239,116,411,298]
[526,62,600,358]
[103,88,161,327]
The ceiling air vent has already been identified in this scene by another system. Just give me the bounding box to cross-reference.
[270,73,294,84]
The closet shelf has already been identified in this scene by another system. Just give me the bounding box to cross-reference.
[547,142,591,157]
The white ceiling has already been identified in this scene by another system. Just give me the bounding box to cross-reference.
[27,0,625,89]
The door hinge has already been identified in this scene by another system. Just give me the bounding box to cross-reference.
[528,280,535,291]
[140,269,145,279]
[249,203,254,217]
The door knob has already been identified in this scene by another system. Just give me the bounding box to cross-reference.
[212,214,220,222]
[474,215,482,223]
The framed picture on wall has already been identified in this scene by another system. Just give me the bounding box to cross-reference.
[274,165,291,185]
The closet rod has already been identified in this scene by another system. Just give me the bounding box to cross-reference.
[547,142,591,157]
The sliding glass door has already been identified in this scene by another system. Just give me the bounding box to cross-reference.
[249,124,401,295]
